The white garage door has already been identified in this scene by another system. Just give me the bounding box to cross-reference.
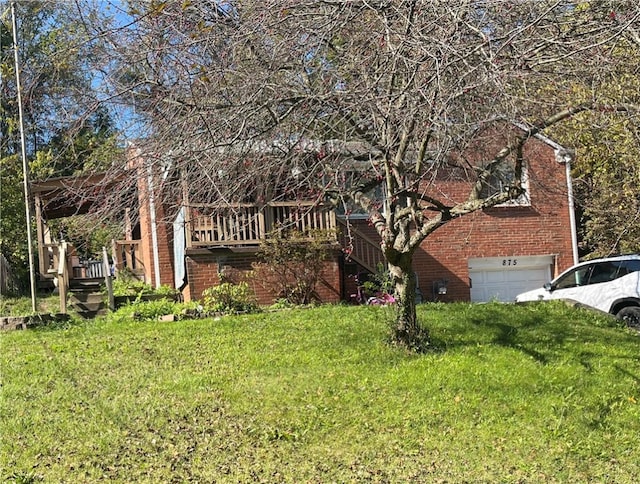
[468,255,554,302]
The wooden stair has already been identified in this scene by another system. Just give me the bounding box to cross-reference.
[69,278,107,319]
[336,218,385,274]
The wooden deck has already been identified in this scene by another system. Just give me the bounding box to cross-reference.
[187,201,337,248]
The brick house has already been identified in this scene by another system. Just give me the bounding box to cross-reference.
[33,127,577,305]
[344,129,578,303]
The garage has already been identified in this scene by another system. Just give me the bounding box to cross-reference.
[468,255,554,302]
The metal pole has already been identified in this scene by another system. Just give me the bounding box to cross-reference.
[11,1,37,312]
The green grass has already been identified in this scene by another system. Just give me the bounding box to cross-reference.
[0,295,61,317]
[1,302,639,482]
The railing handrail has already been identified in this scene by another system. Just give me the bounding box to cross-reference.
[188,202,336,248]
[336,218,384,274]
[114,239,142,245]
[336,218,380,249]
[41,243,60,276]
[112,238,145,281]
[266,201,321,207]
[187,200,322,209]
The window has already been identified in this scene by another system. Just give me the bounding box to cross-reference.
[480,161,530,206]
[554,266,591,289]
[586,262,618,284]
[334,170,385,219]
[617,259,640,275]
[553,260,637,290]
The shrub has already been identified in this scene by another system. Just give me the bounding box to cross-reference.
[252,228,335,305]
[108,299,196,323]
[201,282,259,314]
[361,263,395,298]
[130,299,181,321]
[112,277,148,297]
[267,298,296,311]
[111,270,179,299]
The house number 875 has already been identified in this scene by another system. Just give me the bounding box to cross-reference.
[502,259,517,266]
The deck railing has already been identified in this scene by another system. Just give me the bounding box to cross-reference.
[41,243,61,278]
[188,202,337,247]
[112,239,145,280]
[40,243,106,280]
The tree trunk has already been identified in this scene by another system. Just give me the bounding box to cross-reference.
[388,254,429,350]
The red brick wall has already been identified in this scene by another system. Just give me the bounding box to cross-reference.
[185,249,342,305]
[131,148,176,289]
[132,129,574,303]
[137,191,176,288]
[348,134,575,302]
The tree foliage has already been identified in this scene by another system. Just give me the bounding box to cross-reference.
[538,44,640,257]
[102,0,640,347]
[0,2,122,286]
[253,228,336,305]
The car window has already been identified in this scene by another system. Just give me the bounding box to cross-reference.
[552,258,640,290]
[554,266,591,289]
[617,259,640,275]
[587,262,618,284]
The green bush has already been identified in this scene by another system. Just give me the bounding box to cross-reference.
[267,298,296,311]
[108,299,195,323]
[111,277,148,297]
[252,228,335,305]
[201,282,259,314]
[111,270,179,299]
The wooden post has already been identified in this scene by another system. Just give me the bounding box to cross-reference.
[57,241,67,314]
[103,246,114,311]
[124,207,132,240]
[111,239,119,275]
[257,209,266,239]
[180,169,192,249]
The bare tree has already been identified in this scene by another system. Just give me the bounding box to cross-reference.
[101,0,640,348]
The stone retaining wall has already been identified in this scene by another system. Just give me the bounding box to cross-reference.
[0,313,71,331]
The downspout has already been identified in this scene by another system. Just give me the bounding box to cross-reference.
[557,149,579,265]
[147,161,162,289]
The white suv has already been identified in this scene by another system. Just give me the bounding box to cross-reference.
[515,254,640,328]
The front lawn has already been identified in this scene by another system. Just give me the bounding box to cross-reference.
[0,295,61,317]
[1,302,639,482]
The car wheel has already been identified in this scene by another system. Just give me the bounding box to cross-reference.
[616,306,640,330]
